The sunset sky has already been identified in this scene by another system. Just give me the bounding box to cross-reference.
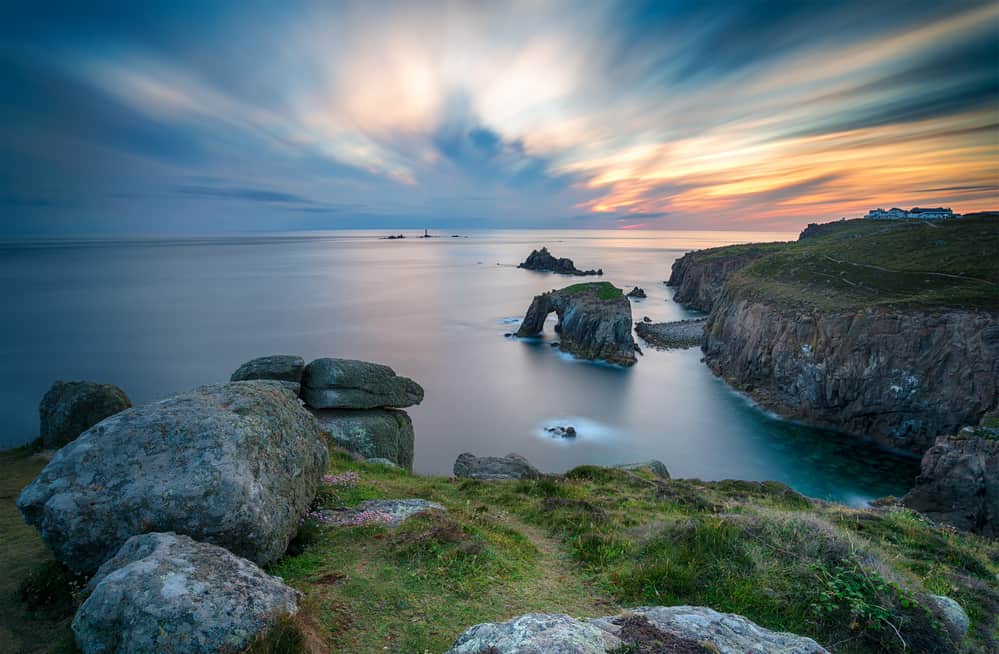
[1,1,996,234]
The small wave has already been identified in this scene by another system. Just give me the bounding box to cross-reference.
[533,416,620,443]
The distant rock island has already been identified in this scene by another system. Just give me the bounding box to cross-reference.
[515,282,637,365]
[518,247,603,276]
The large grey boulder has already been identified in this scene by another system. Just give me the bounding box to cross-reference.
[73,532,299,654]
[301,358,423,409]
[453,452,541,480]
[447,606,828,654]
[231,354,305,384]
[17,381,328,574]
[39,380,131,448]
[311,408,414,470]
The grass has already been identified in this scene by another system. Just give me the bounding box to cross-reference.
[561,281,625,301]
[3,446,997,653]
[718,216,999,310]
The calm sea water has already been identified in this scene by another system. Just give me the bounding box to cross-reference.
[0,230,919,505]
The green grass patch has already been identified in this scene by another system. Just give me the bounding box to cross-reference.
[561,281,624,300]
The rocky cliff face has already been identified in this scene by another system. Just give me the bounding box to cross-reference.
[516,282,637,366]
[903,426,999,536]
[667,245,779,311]
[703,293,999,453]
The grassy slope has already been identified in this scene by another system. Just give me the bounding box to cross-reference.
[4,448,998,654]
[725,216,999,311]
[561,281,624,300]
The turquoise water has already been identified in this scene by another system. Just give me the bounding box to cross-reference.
[0,229,919,504]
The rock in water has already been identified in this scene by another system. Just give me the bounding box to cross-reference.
[635,318,706,350]
[17,381,328,574]
[517,247,602,276]
[626,286,646,298]
[453,452,541,480]
[515,282,637,366]
[311,408,415,470]
[72,532,299,654]
[231,354,305,384]
[447,606,828,654]
[301,358,424,409]
[902,426,999,536]
[39,380,131,448]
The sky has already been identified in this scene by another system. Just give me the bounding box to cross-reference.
[0,1,996,234]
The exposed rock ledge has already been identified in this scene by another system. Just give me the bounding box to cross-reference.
[667,244,781,311]
[635,318,705,350]
[518,247,602,276]
[515,282,637,366]
[703,295,999,453]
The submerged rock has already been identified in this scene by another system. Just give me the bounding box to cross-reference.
[545,425,577,438]
[447,606,828,654]
[311,408,415,470]
[73,532,299,654]
[230,354,305,384]
[453,452,541,480]
[626,286,646,298]
[39,380,131,448]
[301,357,424,409]
[515,282,637,366]
[518,247,602,276]
[635,318,706,350]
[17,381,328,574]
[902,426,999,536]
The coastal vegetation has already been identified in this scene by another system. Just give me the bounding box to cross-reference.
[4,445,996,653]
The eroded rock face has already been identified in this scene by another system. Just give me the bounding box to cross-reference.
[311,408,414,470]
[453,452,541,480]
[301,358,424,409]
[515,283,637,366]
[518,247,602,276]
[703,296,999,453]
[667,246,777,311]
[17,381,328,574]
[231,354,305,384]
[39,381,131,448]
[446,606,828,654]
[72,532,299,654]
[635,318,705,350]
[903,427,999,535]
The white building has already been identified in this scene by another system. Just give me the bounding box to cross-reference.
[865,206,956,220]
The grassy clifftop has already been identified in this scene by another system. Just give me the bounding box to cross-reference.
[5,447,997,654]
[726,216,999,310]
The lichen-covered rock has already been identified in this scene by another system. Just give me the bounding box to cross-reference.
[39,380,131,448]
[301,358,424,409]
[311,408,414,470]
[903,427,999,535]
[17,381,328,574]
[446,613,622,654]
[72,532,299,654]
[704,297,999,453]
[447,606,828,654]
[453,452,541,480]
[515,283,637,366]
[230,354,305,384]
[318,499,443,527]
[929,594,970,641]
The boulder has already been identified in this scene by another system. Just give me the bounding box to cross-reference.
[301,358,423,409]
[612,460,671,480]
[447,606,828,654]
[230,354,305,384]
[311,409,415,470]
[453,452,541,480]
[39,380,131,448]
[366,457,400,468]
[902,426,999,536]
[17,381,328,574]
[72,532,299,654]
[929,595,970,641]
[515,283,637,366]
[626,286,646,298]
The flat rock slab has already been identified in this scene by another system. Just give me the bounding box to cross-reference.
[635,318,706,350]
[612,460,671,480]
[230,354,305,384]
[18,381,328,574]
[317,499,444,527]
[73,532,299,654]
[454,452,541,480]
[447,613,621,654]
[39,380,131,448]
[302,358,424,409]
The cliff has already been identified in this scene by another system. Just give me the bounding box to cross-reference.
[667,243,784,311]
[698,216,999,453]
[516,282,637,366]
